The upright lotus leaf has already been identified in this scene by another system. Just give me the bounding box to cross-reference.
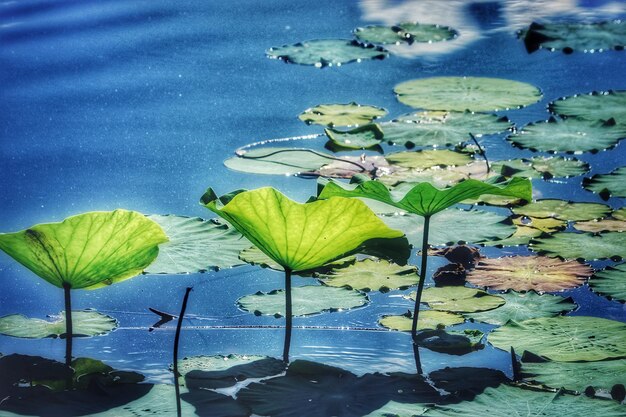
[414,286,505,313]
[0,210,168,289]
[266,39,388,67]
[299,103,387,127]
[466,255,591,292]
[549,90,626,125]
[379,310,465,331]
[240,246,357,273]
[394,77,542,112]
[521,20,626,53]
[489,316,626,361]
[465,291,576,326]
[318,258,419,292]
[583,166,626,199]
[506,117,626,153]
[324,124,384,150]
[574,218,626,233]
[493,156,589,179]
[386,149,473,170]
[512,199,611,221]
[354,23,457,45]
[0,310,117,339]
[590,263,626,303]
[530,232,626,261]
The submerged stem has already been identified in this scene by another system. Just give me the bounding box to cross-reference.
[63,283,73,388]
[173,287,192,417]
[411,215,431,340]
[282,268,293,363]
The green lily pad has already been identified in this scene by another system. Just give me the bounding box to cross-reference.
[413,286,505,313]
[354,23,457,45]
[394,77,542,112]
[224,147,332,176]
[493,156,589,179]
[489,316,626,361]
[550,90,626,125]
[574,218,626,233]
[613,207,626,221]
[379,310,465,331]
[482,214,567,246]
[145,215,250,274]
[237,285,368,317]
[466,256,591,292]
[590,263,626,303]
[584,166,626,199]
[299,102,388,127]
[506,117,626,153]
[386,149,473,170]
[530,232,626,260]
[378,163,492,188]
[0,310,117,339]
[266,39,388,67]
[202,187,404,272]
[0,210,168,289]
[325,124,384,150]
[521,20,626,53]
[512,199,611,221]
[423,384,625,416]
[318,258,418,292]
[465,291,576,326]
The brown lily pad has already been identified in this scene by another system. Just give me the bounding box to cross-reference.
[573,219,626,233]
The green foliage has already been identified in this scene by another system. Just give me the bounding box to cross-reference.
[415,286,505,313]
[531,232,626,260]
[299,102,387,127]
[267,39,388,67]
[0,310,117,339]
[550,90,626,125]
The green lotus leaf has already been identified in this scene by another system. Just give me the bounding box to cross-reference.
[363,401,429,417]
[378,163,492,188]
[512,199,611,221]
[465,291,576,326]
[489,316,626,361]
[493,156,589,179]
[317,154,393,179]
[522,358,626,393]
[386,149,473,170]
[0,310,117,339]
[549,90,626,125]
[613,207,626,221]
[481,224,543,247]
[202,187,404,272]
[224,147,332,176]
[237,285,368,317]
[354,22,457,45]
[394,77,542,112]
[299,102,387,127]
[423,384,625,416]
[0,210,167,289]
[266,39,388,67]
[318,258,419,292]
[584,166,626,199]
[379,310,465,331]
[319,177,531,217]
[574,218,626,233]
[530,232,626,260]
[466,255,591,292]
[412,286,505,313]
[590,263,626,303]
[144,215,250,274]
[521,20,626,53]
[482,214,566,246]
[506,117,626,153]
[325,124,384,150]
[238,246,288,270]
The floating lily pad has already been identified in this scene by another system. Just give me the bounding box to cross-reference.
[378,163,492,188]
[521,20,626,54]
[465,291,576,326]
[237,285,368,317]
[482,214,566,246]
[394,77,542,112]
[386,149,473,169]
[379,310,465,331]
[574,218,626,233]
[530,232,626,260]
[413,286,505,313]
[318,154,393,178]
[224,147,332,176]
[512,199,611,221]
[550,90,626,125]
[145,215,250,274]
[466,256,591,292]
[494,156,589,179]
[325,124,384,150]
[0,310,117,339]
[299,103,388,127]
[613,207,626,221]
[267,39,388,67]
[590,263,626,303]
[354,23,457,45]
[318,258,418,292]
[506,117,626,153]
[489,316,626,361]
[584,166,626,199]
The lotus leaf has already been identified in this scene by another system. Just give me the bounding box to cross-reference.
[325,124,384,150]
[423,384,625,416]
[299,102,387,127]
[386,149,473,170]
[224,147,332,176]
[0,210,167,289]
[489,316,626,361]
[522,359,626,393]
[574,218,626,233]
[465,291,576,326]
[549,90,626,125]
[379,310,465,331]
[354,23,457,45]
[521,20,626,53]
[0,310,117,339]
[466,255,591,292]
[145,215,250,274]
[613,207,626,221]
[363,401,429,417]
[512,199,611,221]
[318,258,418,292]
[584,166,626,199]
[493,156,589,179]
[482,215,565,246]
[590,263,626,303]
[317,154,393,179]
[506,117,626,153]
[266,39,388,67]
[394,77,542,112]
[237,285,368,317]
[481,224,543,247]
[382,111,512,147]
[412,286,505,313]
[530,231,626,260]
[378,163,491,188]
[202,187,403,272]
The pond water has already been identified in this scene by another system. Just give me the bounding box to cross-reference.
[1,0,626,416]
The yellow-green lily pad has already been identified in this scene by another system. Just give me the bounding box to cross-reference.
[318,258,418,292]
[299,102,388,127]
[413,286,505,313]
[0,310,117,339]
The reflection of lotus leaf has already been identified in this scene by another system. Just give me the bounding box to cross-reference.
[379,310,464,331]
[512,199,611,221]
[549,90,626,125]
[413,286,505,313]
[318,258,418,292]
[394,77,542,112]
[583,166,626,199]
[530,232,626,261]
[0,310,117,339]
[521,21,626,53]
[299,102,387,127]
[590,263,626,303]
[489,316,626,361]
[267,39,388,67]
[429,367,507,399]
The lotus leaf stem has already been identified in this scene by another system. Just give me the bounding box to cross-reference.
[63,282,73,387]
[173,287,192,417]
[411,215,431,339]
[283,268,293,363]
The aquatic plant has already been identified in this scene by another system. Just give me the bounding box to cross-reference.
[201,186,404,362]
